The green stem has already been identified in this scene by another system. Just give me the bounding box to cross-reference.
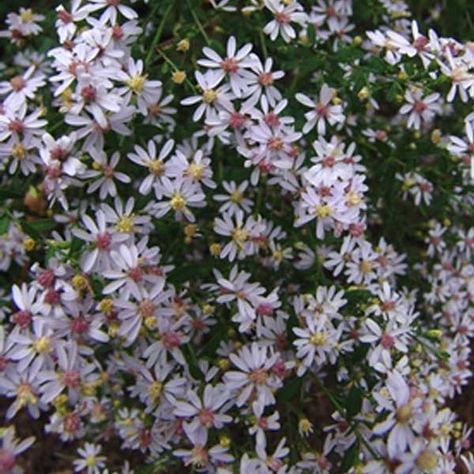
[259,29,268,60]
[187,0,210,44]
[145,2,174,66]
[312,374,382,461]
[155,49,198,94]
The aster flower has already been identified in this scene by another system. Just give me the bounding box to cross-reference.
[181,70,233,122]
[115,280,171,346]
[399,89,442,130]
[213,180,253,217]
[38,341,97,404]
[173,423,234,469]
[0,66,46,109]
[39,132,84,177]
[117,58,161,115]
[73,443,107,474]
[89,0,138,24]
[83,149,131,199]
[224,343,282,407]
[0,427,34,474]
[296,84,345,135]
[72,210,129,273]
[263,0,308,43]
[197,36,257,97]
[172,384,232,436]
[127,139,174,195]
[151,177,206,222]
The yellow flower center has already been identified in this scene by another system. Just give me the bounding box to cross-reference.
[16,384,37,408]
[359,260,373,274]
[231,227,249,247]
[396,403,412,423]
[415,449,437,471]
[309,332,327,346]
[126,74,146,94]
[170,192,186,211]
[33,336,52,354]
[116,215,135,233]
[11,143,26,160]
[186,163,204,180]
[230,190,243,203]
[98,298,114,315]
[148,381,163,402]
[347,192,362,206]
[148,159,164,176]
[203,89,218,104]
[20,9,35,22]
[316,204,332,218]
[72,274,89,291]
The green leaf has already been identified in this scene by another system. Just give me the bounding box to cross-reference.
[277,377,303,402]
[307,24,316,45]
[340,441,359,472]
[0,187,23,199]
[345,386,363,418]
[22,219,57,239]
[0,215,9,235]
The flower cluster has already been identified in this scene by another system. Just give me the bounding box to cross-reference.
[0,0,473,473]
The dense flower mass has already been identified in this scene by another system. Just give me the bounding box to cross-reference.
[0,0,473,473]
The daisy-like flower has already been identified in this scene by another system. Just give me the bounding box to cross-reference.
[127,139,174,194]
[373,371,418,458]
[248,399,281,448]
[296,84,345,134]
[293,316,342,375]
[73,443,107,474]
[0,427,35,474]
[174,420,234,469]
[448,119,474,180]
[0,66,46,109]
[214,210,263,262]
[224,343,281,407]
[181,70,233,122]
[55,1,94,43]
[144,90,176,128]
[0,103,47,143]
[197,36,257,97]
[1,8,44,44]
[399,89,442,130]
[84,149,131,199]
[118,58,161,115]
[167,148,216,189]
[38,341,96,404]
[72,210,128,273]
[172,384,232,436]
[151,177,206,222]
[128,360,187,412]
[7,318,56,373]
[0,135,40,176]
[39,132,84,177]
[263,0,308,43]
[213,180,253,216]
[115,280,170,345]
[255,436,290,472]
[359,318,411,370]
[0,365,43,420]
[102,243,163,295]
[245,56,284,107]
[10,283,41,329]
[89,0,138,24]
[101,197,152,237]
